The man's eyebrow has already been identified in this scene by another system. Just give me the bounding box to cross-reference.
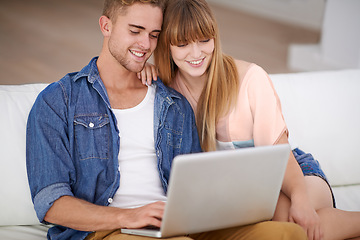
[129,24,161,33]
[129,24,145,30]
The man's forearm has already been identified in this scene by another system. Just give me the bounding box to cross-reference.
[44,195,124,232]
[44,196,165,232]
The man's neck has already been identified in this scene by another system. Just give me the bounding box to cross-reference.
[96,53,148,109]
[97,52,140,90]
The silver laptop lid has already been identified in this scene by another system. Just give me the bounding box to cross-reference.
[160,144,291,237]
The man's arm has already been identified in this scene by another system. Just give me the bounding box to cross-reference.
[45,196,165,232]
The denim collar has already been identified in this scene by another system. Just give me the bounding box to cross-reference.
[72,57,99,84]
[72,56,180,108]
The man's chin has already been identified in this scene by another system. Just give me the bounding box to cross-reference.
[124,62,146,74]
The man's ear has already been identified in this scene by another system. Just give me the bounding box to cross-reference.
[99,15,112,37]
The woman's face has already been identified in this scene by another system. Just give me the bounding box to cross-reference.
[170,39,215,78]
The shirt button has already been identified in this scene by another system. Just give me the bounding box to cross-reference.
[89,122,94,128]
[108,198,113,203]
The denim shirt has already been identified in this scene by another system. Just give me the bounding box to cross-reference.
[26,57,201,240]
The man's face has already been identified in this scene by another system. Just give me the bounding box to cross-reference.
[108,3,163,73]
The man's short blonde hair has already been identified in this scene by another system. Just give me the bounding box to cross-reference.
[102,0,166,22]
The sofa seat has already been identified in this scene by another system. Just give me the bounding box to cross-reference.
[0,225,49,240]
[332,185,360,211]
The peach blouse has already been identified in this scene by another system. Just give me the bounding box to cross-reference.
[171,63,287,149]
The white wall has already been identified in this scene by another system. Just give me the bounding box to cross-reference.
[208,0,360,71]
[207,0,325,30]
[288,0,360,71]
[321,0,360,68]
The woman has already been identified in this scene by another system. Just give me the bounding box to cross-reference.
[139,0,360,239]
[139,0,360,240]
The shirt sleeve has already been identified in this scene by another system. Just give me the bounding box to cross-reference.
[26,82,75,223]
[246,65,288,146]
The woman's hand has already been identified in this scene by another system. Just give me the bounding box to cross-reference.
[137,62,158,86]
[289,197,323,240]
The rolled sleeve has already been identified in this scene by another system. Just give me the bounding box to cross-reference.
[26,82,75,223]
[33,183,74,223]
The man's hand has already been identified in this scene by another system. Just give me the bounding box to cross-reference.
[120,201,165,229]
[45,196,166,232]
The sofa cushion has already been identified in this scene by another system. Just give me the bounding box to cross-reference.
[271,69,360,187]
[0,84,47,225]
[332,185,360,211]
[0,225,49,240]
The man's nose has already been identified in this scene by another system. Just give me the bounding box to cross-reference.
[139,35,151,50]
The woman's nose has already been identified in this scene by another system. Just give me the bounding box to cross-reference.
[190,43,202,58]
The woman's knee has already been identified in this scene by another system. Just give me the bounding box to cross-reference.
[305,175,334,209]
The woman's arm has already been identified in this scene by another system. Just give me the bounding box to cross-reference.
[276,132,322,240]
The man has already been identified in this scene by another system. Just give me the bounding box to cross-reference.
[26,0,306,239]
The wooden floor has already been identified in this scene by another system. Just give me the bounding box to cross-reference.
[0,0,320,85]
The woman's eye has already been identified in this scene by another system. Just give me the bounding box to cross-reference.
[200,39,210,43]
[177,43,188,47]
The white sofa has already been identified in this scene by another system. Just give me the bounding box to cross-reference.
[1,69,359,239]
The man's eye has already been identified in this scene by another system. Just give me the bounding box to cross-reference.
[130,30,139,34]
[150,34,159,39]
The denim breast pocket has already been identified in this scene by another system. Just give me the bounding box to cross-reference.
[74,115,110,160]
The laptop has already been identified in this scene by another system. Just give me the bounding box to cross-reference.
[121,144,291,238]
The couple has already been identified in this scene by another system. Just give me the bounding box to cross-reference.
[26,1,360,240]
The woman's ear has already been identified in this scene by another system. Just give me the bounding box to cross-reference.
[99,15,111,37]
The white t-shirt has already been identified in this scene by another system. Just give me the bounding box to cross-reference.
[109,85,167,209]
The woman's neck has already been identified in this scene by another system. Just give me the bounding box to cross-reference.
[176,70,207,102]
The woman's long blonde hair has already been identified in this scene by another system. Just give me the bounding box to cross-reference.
[154,0,239,151]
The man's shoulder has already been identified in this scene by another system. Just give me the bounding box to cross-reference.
[38,58,98,102]
[153,80,194,117]
[37,73,76,99]
[153,79,181,97]
[154,80,189,103]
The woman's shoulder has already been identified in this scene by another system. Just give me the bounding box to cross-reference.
[233,59,267,77]
[233,59,270,85]
[233,59,252,73]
